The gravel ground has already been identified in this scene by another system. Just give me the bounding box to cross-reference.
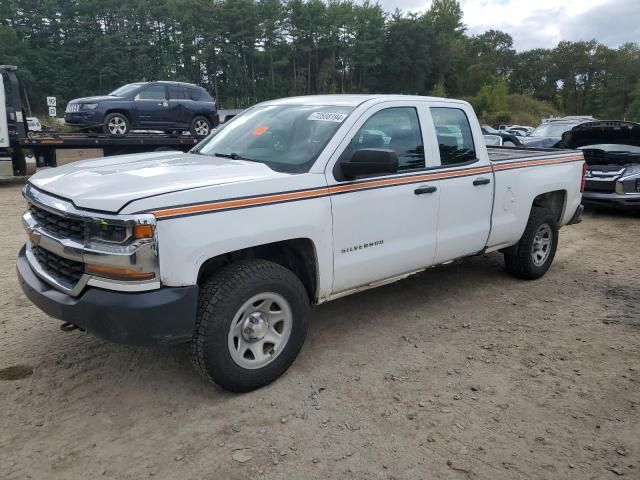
[1,178,638,480]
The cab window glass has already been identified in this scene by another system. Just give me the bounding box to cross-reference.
[351,107,424,171]
[138,85,166,100]
[430,107,476,165]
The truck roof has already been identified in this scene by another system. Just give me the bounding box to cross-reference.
[260,94,468,107]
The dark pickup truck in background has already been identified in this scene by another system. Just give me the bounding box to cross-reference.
[562,121,640,210]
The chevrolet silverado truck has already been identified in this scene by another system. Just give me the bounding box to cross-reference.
[17,95,585,392]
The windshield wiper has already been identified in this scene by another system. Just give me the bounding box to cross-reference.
[214,152,261,163]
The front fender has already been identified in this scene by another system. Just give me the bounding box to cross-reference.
[154,197,334,301]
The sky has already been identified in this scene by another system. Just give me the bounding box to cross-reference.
[376,0,640,51]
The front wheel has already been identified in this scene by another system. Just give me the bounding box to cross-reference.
[190,116,211,138]
[190,260,310,392]
[504,207,558,280]
[103,113,130,135]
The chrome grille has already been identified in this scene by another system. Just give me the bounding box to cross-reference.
[65,103,80,113]
[28,204,85,242]
[31,245,84,287]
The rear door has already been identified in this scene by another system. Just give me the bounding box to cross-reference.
[427,104,494,263]
[327,101,441,294]
[186,87,214,123]
[132,84,173,128]
[167,85,192,127]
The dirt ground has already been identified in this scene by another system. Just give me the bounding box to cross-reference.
[1,178,638,480]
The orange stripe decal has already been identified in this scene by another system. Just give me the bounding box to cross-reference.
[153,188,329,218]
[151,154,583,219]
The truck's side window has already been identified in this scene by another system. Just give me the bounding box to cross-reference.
[351,107,425,171]
[430,107,476,166]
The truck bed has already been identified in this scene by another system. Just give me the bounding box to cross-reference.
[487,146,579,162]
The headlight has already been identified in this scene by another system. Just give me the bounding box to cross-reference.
[88,220,132,244]
[82,103,99,110]
[87,219,155,244]
[623,165,640,177]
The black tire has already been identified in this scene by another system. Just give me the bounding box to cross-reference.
[103,112,130,135]
[190,115,211,138]
[504,207,559,280]
[190,260,310,392]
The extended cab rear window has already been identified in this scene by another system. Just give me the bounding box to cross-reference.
[431,107,477,166]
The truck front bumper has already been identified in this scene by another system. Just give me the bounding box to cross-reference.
[17,246,198,345]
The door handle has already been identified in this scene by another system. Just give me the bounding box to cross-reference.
[473,177,491,186]
[414,185,437,195]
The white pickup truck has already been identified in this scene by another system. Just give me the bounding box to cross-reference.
[17,95,585,391]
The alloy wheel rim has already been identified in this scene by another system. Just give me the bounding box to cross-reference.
[531,223,552,266]
[195,120,209,136]
[108,117,127,135]
[227,292,293,370]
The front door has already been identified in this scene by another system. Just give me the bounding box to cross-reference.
[132,84,174,128]
[327,102,441,294]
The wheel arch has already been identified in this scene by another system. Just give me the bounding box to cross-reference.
[196,238,320,303]
[104,109,132,124]
[531,189,567,223]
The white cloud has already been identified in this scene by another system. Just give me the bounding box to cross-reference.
[373,0,640,51]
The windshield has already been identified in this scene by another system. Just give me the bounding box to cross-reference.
[110,83,143,97]
[194,104,354,173]
[531,123,578,138]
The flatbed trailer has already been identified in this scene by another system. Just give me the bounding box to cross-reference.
[1,65,200,178]
[19,131,199,169]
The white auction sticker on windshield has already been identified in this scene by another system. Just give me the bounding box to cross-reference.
[307,112,347,122]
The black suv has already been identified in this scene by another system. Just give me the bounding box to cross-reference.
[64,81,217,138]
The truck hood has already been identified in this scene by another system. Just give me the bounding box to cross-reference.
[562,121,640,149]
[28,151,285,212]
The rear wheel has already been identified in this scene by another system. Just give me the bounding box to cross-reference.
[504,207,558,280]
[103,113,130,135]
[190,116,211,138]
[190,260,310,392]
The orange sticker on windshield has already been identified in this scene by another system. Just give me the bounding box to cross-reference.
[252,125,269,136]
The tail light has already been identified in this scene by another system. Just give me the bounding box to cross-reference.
[581,162,587,192]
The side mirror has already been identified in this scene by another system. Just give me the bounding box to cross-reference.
[341,148,399,179]
[134,94,140,101]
